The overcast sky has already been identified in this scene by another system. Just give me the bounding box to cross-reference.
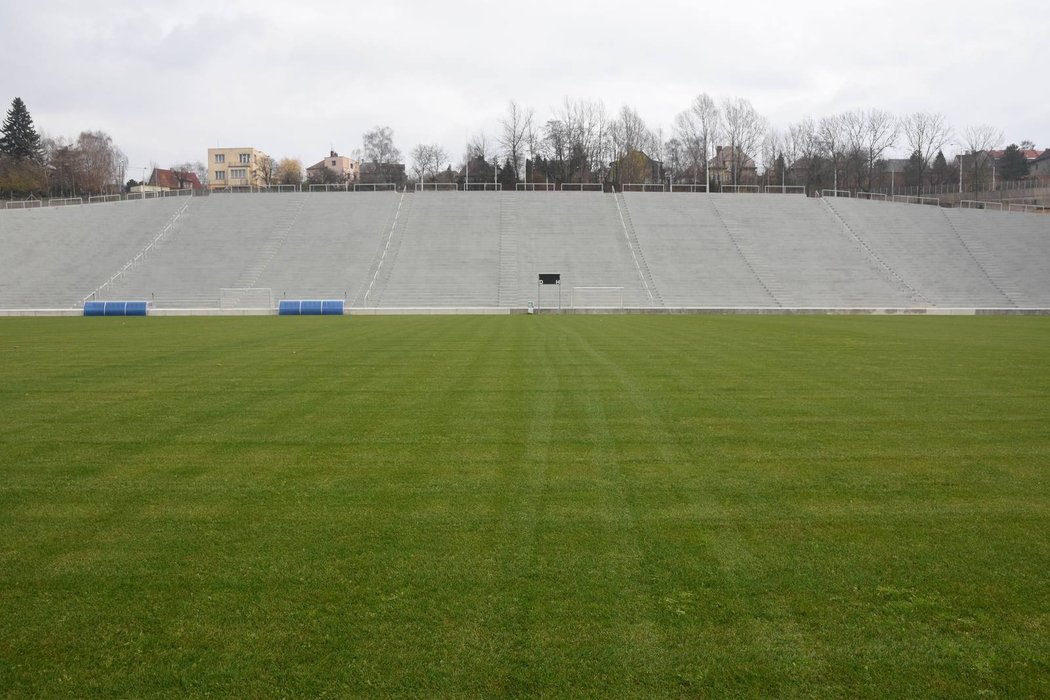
[1,0,1045,177]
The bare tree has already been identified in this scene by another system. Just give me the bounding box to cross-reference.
[901,112,953,186]
[497,101,533,183]
[170,161,208,187]
[817,115,846,190]
[75,130,127,194]
[466,132,492,162]
[256,154,276,187]
[786,117,820,192]
[720,97,767,186]
[275,158,302,187]
[544,97,610,183]
[362,126,401,166]
[662,134,688,184]
[961,124,1002,197]
[410,144,449,182]
[609,105,659,185]
[760,127,784,186]
[843,109,897,191]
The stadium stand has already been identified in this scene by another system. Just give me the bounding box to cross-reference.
[253,193,400,304]
[827,198,1017,307]
[365,192,501,307]
[507,193,653,308]
[1,191,1048,312]
[942,207,1050,308]
[0,197,187,308]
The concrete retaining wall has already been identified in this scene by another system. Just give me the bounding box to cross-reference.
[3,306,1049,318]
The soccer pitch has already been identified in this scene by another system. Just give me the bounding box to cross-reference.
[1,315,1048,696]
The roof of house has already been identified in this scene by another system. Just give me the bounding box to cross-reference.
[988,149,1041,161]
[148,168,203,190]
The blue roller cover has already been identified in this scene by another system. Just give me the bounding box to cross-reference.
[84,301,149,316]
[321,300,344,315]
[125,301,148,316]
[300,300,323,315]
[278,300,301,315]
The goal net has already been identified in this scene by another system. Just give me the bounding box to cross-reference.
[571,286,624,309]
[220,287,274,310]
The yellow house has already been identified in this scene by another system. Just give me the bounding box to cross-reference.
[207,147,270,189]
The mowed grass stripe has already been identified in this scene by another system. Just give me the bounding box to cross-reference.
[0,316,1048,696]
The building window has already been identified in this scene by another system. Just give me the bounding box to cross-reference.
[230,168,246,178]
[214,154,225,164]
[331,160,337,166]
[239,153,251,164]
[215,170,226,180]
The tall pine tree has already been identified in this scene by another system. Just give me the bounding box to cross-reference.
[0,97,43,162]
[998,144,1030,181]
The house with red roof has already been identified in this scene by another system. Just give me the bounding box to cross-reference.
[147,168,204,191]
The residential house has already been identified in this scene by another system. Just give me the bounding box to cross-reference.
[1031,149,1050,181]
[609,149,663,185]
[305,150,359,184]
[709,145,757,186]
[148,168,204,191]
[359,161,407,187]
[207,147,270,190]
[457,155,497,188]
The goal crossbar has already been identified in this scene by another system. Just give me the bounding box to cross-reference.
[515,182,556,191]
[415,182,458,192]
[960,200,1002,211]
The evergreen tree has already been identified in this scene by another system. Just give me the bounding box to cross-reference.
[903,151,924,188]
[930,150,950,186]
[998,144,1029,181]
[0,97,43,162]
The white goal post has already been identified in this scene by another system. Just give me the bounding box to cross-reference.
[354,183,397,192]
[463,182,502,191]
[5,199,42,209]
[670,183,708,192]
[220,287,274,310]
[570,286,624,309]
[721,184,760,193]
[560,183,604,192]
[960,200,1003,211]
[310,183,348,192]
[515,182,557,191]
[855,191,887,201]
[415,182,458,192]
[622,183,666,192]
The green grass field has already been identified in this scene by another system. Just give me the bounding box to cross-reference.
[1,315,1048,697]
